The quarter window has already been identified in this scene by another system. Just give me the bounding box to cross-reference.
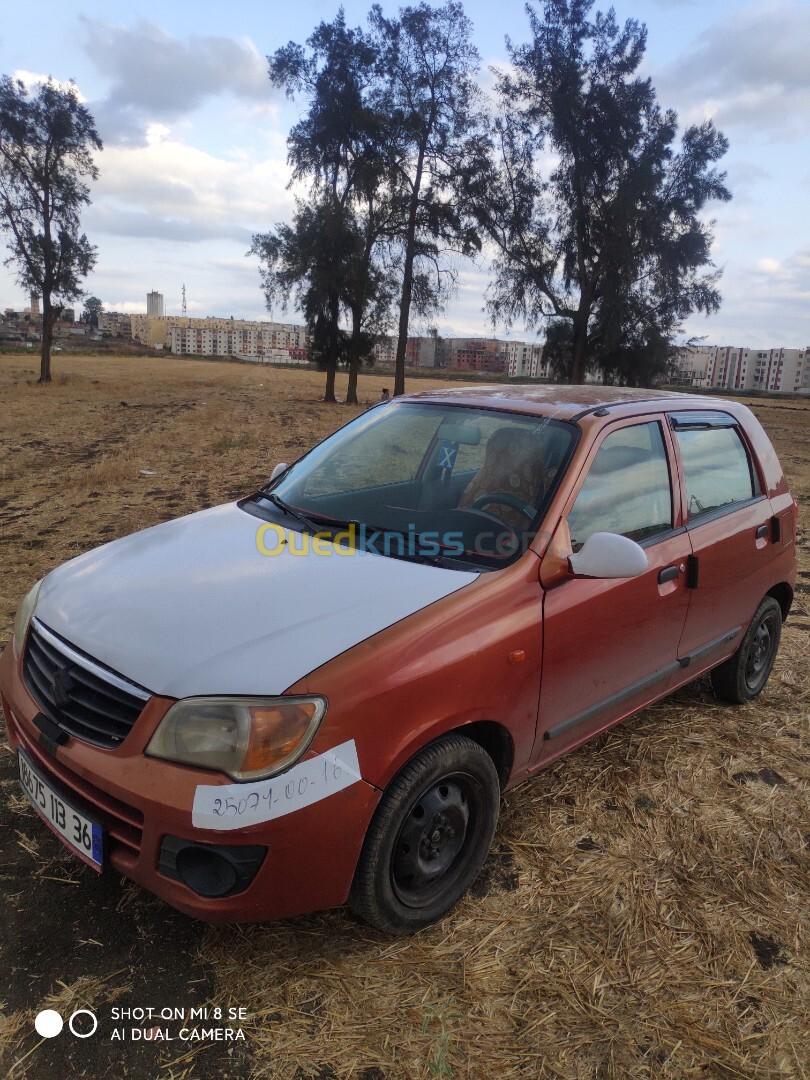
[567,422,673,550]
[675,426,756,520]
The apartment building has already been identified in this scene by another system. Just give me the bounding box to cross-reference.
[675,345,719,388]
[121,298,810,396]
[372,334,552,375]
[373,333,512,373]
[506,340,530,377]
[443,338,507,372]
[146,291,165,317]
[753,348,809,394]
[705,347,754,390]
[130,314,175,347]
[98,311,132,337]
[505,340,548,378]
[167,318,310,362]
[373,337,397,366]
[675,344,809,395]
[372,334,447,369]
[405,335,441,368]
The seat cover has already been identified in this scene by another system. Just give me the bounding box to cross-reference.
[459,427,548,527]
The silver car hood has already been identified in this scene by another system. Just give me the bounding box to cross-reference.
[34,502,477,698]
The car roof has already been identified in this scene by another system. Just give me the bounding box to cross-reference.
[400,383,733,422]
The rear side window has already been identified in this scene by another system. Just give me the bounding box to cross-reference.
[567,421,673,550]
[675,427,756,520]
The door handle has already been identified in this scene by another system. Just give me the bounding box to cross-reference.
[755,524,769,541]
[658,565,680,584]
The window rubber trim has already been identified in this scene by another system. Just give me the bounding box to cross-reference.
[683,495,768,530]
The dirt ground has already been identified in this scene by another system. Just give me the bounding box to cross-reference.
[0,353,807,1079]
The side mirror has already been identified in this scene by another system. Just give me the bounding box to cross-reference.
[268,462,289,484]
[568,531,648,579]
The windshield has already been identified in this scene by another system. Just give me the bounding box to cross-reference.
[249,402,576,570]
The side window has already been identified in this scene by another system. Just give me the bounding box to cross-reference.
[675,426,756,520]
[567,422,673,550]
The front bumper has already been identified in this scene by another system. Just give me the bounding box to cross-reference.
[0,643,380,922]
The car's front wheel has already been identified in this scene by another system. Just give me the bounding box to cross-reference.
[711,595,782,704]
[350,734,500,934]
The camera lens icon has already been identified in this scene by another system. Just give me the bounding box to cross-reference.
[34,1010,63,1038]
[34,1008,97,1039]
[69,1009,98,1038]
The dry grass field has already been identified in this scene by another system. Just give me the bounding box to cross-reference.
[0,352,807,1080]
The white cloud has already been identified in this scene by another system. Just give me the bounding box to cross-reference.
[684,246,810,347]
[78,18,276,144]
[659,0,810,137]
[11,69,86,101]
[87,133,293,245]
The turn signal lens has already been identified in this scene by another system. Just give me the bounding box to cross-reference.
[146,696,326,780]
[241,702,320,773]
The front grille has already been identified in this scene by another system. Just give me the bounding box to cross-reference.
[23,619,150,749]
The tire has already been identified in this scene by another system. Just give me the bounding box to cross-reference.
[349,734,500,934]
[710,596,782,704]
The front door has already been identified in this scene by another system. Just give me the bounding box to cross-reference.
[534,416,692,762]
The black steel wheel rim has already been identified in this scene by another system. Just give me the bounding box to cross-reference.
[391,772,478,908]
[745,612,778,691]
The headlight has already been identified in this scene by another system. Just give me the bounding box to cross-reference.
[12,579,43,656]
[145,696,326,780]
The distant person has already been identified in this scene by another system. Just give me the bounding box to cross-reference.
[380,388,391,402]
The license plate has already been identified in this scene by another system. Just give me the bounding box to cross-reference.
[18,751,104,871]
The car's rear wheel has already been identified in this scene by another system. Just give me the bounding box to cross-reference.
[710,596,782,704]
[350,734,500,934]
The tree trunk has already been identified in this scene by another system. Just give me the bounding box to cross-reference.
[570,316,588,385]
[393,143,427,398]
[39,295,54,384]
[346,307,362,406]
[323,291,340,403]
[323,359,337,403]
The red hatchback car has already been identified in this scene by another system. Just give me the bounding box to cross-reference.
[1,386,797,933]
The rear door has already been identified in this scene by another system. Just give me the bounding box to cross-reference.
[535,415,692,761]
[668,411,776,668]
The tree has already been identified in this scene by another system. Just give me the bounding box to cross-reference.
[341,197,398,404]
[252,199,349,402]
[370,2,486,396]
[265,12,392,403]
[0,76,101,382]
[599,329,671,387]
[81,295,103,327]
[252,191,398,405]
[542,318,576,381]
[475,0,731,384]
[544,303,675,387]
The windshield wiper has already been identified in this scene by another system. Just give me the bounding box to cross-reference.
[260,492,322,536]
[356,526,475,569]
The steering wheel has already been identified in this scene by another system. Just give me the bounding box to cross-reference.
[471,491,537,523]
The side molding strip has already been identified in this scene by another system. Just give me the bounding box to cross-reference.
[543,625,742,742]
[678,626,742,668]
[543,662,679,741]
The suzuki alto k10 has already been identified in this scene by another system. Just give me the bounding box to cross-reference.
[0,385,797,932]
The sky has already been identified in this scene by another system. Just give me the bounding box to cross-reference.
[0,0,808,347]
